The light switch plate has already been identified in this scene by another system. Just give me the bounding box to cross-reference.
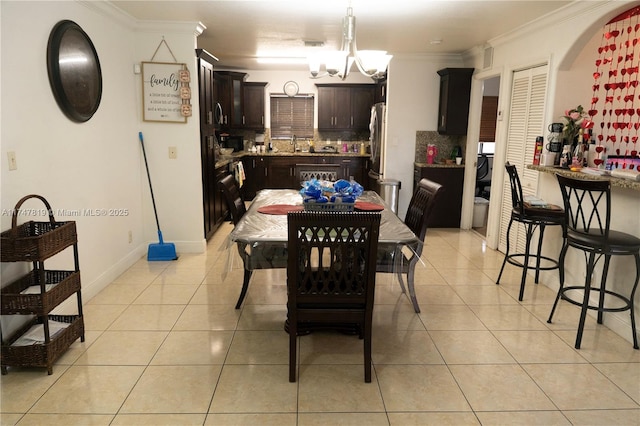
[168,147,177,159]
[7,151,17,170]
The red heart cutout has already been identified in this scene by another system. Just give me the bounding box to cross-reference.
[606,96,614,103]
[635,123,640,130]
[601,122,606,128]
[631,165,636,171]
[618,55,624,63]
[593,72,601,79]
[598,46,604,54]
[604,31,613,39]
[598,135,604,142]
[591,97,599,104]
[632,150,638,156]
[613,122,620,129]
[595,59,602,66]
[615,109,623,116]
[588,109,598,116]
[616,149,621,155]
[635,23,640,31]
[629,26,634,34]
[625,136,630,143]
[611,30,620,37]
[633,137,639,143]
[594,159,604,165]
[595,145,605,153]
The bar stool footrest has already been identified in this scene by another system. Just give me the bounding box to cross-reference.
[504,254,560,271]
[560,286,633,313]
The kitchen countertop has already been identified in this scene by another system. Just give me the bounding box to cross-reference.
[216,151,369,169]
[414,162,465,168]
[527,164,640,191]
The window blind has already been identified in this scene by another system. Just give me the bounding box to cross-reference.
[270,95,314,139]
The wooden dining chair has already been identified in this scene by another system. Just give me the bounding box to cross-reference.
[218,174,288,309]
[376,178,443,312]
[295,163,341,182]
[218,174,246,225]
[286,211,381,382]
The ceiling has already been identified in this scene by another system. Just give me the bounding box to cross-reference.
[111,0,574,71]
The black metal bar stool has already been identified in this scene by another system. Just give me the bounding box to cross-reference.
[496,163,565,301]
[548,174,640,349]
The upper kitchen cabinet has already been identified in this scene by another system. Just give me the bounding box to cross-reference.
[215,71,245,129]
[437,68,474,135]
[316,84,376,132]
[243,82,267,130]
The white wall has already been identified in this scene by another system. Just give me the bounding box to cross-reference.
[385,55,465,216]
[0,0,204,319]
[463,0,639,344]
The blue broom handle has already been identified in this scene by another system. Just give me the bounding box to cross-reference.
[138,132,161,233]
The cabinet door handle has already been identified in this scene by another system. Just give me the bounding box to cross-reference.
[440,115,445,128]
[351,116,353,126]
[243,116,245,125]
[207,110,213,125]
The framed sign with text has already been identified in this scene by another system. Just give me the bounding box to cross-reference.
[141,61,187,123]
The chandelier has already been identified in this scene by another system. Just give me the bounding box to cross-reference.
[308,7,392,80]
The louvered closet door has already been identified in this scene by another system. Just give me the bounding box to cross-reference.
[498,65,548,254]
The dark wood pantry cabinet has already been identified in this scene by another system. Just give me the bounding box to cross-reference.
[196,49,220,240]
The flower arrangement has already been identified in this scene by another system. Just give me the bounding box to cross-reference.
[562,105,593,143]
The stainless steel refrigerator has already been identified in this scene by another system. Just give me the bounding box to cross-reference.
[368,102,401,213]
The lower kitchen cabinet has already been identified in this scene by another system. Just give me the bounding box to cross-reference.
[414,165,464,227]
[239,155,370,200]
[214,165,231,226]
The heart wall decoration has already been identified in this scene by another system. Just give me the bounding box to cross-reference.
[590,5,640,168]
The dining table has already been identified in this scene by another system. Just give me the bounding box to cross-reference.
[224,189,422,309]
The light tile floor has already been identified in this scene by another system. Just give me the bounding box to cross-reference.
[2,224,639,425]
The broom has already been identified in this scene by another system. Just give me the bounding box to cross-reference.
[138,132,178,261]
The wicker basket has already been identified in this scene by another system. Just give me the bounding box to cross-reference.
[1,315,84,375]
[1,270,81,315]
[1,195,77,262]
[304,201,355,212]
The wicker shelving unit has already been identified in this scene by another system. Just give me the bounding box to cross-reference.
[1,195,84,374]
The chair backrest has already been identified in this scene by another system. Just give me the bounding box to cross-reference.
[218,174,246,225]
[295,163,341,182]
[556,174,611,243]
[504,162,525,214]
[287,211,381,309]
[477,154,489,181]
[404,178,443,249]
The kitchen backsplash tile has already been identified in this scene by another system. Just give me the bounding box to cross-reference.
[415,131,466,163]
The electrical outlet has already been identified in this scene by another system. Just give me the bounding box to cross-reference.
[169,147,177,159]
[7,151,17,170]
[128,230,133,244]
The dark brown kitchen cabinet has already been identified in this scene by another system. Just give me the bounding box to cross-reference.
[214,165,231,226]
[215,71,245,130]
[437,68,474,135]
[240,155,370,200]
[414,165,464,227]
[316,84,376,132]
[197,49,219,240]
[267,157,300,189]
[351,87,375,131]
[241,156,267,200]
[243,82,267,130]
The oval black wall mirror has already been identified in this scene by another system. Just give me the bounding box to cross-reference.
[47,20,102,122]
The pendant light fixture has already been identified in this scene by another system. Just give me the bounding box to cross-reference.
[308,6,392,80]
